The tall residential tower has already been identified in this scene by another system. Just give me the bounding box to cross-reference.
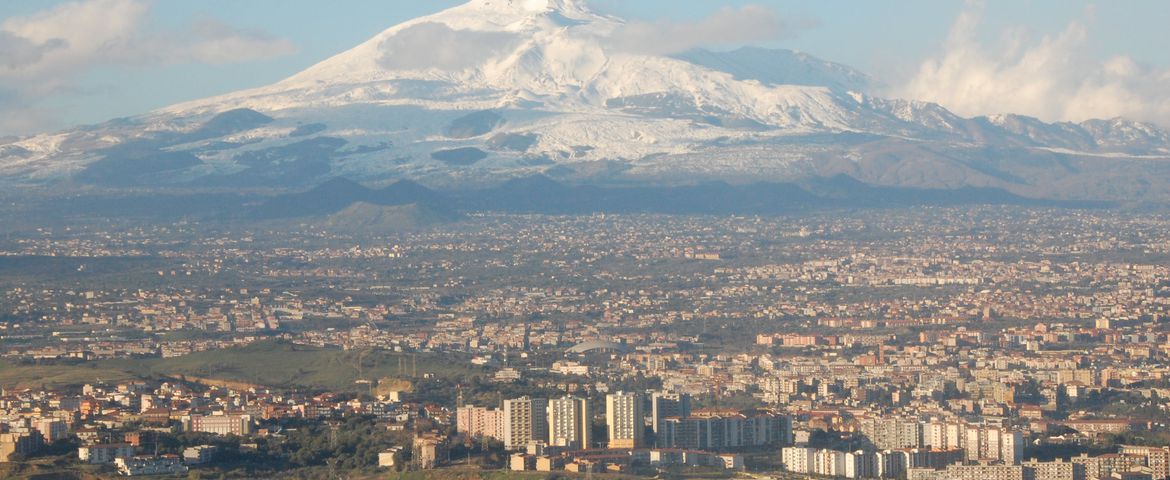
[501,396,548,450]
[548,396,591,450]
[606,392,644,449]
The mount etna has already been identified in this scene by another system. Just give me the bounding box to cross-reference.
[2,0,1168,218]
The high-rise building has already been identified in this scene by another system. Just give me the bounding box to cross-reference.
[845,450,879,479]
[965,426,984,461]
[816,449,848,477]
[456,405,502,440]
[651,391,691,446]
[860,416,922,450]
[941,464,1025,480]
[1072,452,1146,480]
[1120,445,1170,480]
[782,447,816,474]
[925,422,946,450]
[985,428,1003,463]
[502,396,548,450]
[34,418,69,443]
[606,392,644,449]
[964,426,1023,464]
[898,421,924,450]
[659,411,791,450]
[1023,459,1081,480]
[945,423,965,450]
[877,450,908,479]
[548,396,591,450]
[863,417,1022,465]
[1001,429,1024,465]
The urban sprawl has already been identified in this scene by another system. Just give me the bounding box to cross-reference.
[2,207,1170,478]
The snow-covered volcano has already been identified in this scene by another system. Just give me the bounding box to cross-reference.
[173,0,875,125]
[3,0,1170,199]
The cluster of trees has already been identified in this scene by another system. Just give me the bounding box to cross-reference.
[263,417,406,472]
[145,416,409,476]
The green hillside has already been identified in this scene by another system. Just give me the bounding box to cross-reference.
[0,358,139,390]
[102,339,484,392]
[1,340,485,393]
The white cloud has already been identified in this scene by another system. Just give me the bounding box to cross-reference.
[378,22,522,71]
[374,5,807,72]
[605,5,810,55]
[0,0,297,134]
[1,0,153,80]
[896,3,1170,126]
[0,32,65,71]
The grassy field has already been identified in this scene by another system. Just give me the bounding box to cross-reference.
[348,468,639,480]
[0,455,107,479]
[0,358,140,390]
[102,339,487,393]
[0,340,487,393]
[197,466,643,480]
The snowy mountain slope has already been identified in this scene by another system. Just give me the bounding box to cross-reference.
[2,0,1170,200]
[158,0,887,133]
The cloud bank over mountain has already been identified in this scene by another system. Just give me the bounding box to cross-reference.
[603,4,813,55]
[897,3,1170,127]
[378,22,523,72]
[0,0,297,134]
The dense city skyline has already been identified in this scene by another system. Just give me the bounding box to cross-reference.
[3,1,1170,478]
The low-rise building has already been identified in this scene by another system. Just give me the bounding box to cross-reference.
[79,443,136,464]
[182,445,218,465]
[115,455,188,476]
[378,447,403,468]
[183,414,253,436]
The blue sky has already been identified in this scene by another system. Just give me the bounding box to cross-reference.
[1,0,1168,135]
